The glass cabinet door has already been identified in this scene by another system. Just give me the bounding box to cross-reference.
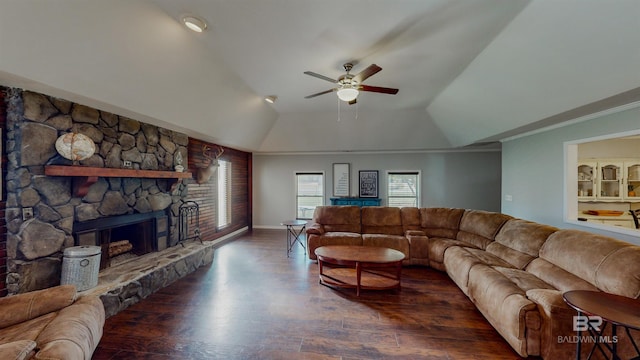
[624,162,640,200]
[577,162,596,200]
[598,162,623,200]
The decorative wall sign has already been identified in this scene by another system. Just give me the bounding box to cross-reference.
[333,163,350,197]
[359,170,379,198]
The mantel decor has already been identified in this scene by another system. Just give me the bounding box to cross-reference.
[333,163,350,197]
[359,170,379,198]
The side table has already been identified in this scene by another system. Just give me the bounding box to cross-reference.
[563,290,640,360]
[281,220,307,257]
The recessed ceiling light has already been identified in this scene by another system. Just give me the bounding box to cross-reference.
[181,15,207,33]
[264,95,277,104]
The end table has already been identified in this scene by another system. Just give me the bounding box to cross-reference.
[281,220,307,257]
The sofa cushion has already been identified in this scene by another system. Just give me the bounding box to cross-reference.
[400,207,422,233]
[456,210,512,249]
[406,233,429,264]
[428,237,477,268]
[362,234,409,259]
[488,219,558,269]
[361,207,403,236]
[525,258,599,293]
[486,242,537,270]
[444,246,487,296]
[35,296,105,360]
[420,207,464,238]
[596,246,640,299]
[539,229,640,297]
[0,340,36,360]
[467,264,538,357]
[493,267,555,292]
[0,285,76,330]
[463,248,514,268]
[312,206,361,233]
[0,313,57,344]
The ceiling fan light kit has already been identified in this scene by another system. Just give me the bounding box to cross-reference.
[304,63,398,104]
[181,15,208,33]
[336,87,359,102]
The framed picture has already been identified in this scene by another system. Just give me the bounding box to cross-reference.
[359,170,378,198]
[333,163,350,197]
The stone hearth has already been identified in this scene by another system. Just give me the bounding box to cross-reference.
[85,239,216,318]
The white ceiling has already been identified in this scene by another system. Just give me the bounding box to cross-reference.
[1,1,639,153]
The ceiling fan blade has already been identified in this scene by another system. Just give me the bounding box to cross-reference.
[359,84,399,95]
[303,71,337,83]
[352,64,382,83]
[304,88,337,99]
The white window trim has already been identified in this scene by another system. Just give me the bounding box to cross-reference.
[294,171,325,220]
[386,170,421,208]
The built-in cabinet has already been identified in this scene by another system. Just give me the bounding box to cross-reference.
[578,159,640,202]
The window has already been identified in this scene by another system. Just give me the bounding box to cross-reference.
[217,160,232,228]
[296,172,324,219]
[387,171,420,207]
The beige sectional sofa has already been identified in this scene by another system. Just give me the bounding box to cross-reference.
[0,285,104,360]
[306,205,640,359]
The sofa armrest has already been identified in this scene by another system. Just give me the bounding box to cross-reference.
[0,285,77,329]
[526,289,578,360]
[0,340,37,360]
[36,295,105,360]
[405,229,426,237]
[306,223,325,235]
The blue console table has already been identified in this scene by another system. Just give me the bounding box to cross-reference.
[330,198,381,207]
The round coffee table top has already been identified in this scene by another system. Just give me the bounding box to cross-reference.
[315,245,405,264]
[563,290,640,330]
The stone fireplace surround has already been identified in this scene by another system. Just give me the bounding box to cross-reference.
[3,88,215,305]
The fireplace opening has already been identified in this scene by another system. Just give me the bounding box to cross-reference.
[73,211,169,270]
[99,219,156,269]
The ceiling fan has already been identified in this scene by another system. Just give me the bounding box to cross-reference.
[304,63,399,105]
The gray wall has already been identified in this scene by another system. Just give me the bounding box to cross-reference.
[502,104,640,245]
[253,151,502,227]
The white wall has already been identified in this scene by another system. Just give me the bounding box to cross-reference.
[502,104,640,245]
[253,151,502,227]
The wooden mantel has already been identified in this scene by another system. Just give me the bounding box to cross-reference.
[45,165,193,197]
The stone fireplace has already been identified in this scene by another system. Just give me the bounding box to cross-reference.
[3,88,193,295]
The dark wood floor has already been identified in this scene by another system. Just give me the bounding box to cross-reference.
[93,229,528,359]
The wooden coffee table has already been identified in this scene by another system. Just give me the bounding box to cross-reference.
[314,245,405,296]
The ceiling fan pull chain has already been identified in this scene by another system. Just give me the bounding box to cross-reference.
[337,97,341,122]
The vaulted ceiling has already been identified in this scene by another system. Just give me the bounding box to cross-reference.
[1,1,638,153]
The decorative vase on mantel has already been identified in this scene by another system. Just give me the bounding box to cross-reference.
[174,151,184,172]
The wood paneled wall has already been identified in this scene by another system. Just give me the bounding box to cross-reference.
[0,89,7,296]
[186,139,251,241]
